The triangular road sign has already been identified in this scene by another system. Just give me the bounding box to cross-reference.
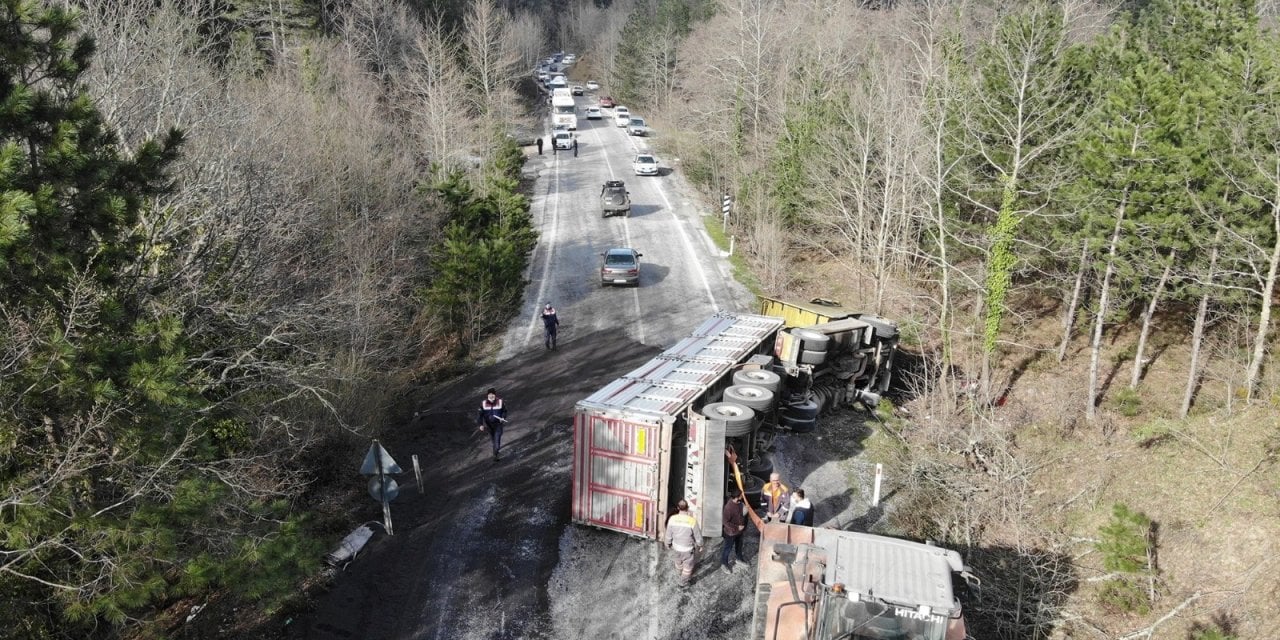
[360,440,402,475]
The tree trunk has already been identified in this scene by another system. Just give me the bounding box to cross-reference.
[1088,192,1129,421]
[1245,200,1280,399]
[1058,240,1088,363]
[1130,254,1175,389]
[1182,225,1223,418]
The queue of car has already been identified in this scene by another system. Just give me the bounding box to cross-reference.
[533,51,664,288]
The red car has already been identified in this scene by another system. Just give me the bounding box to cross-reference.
[599,95,615,108]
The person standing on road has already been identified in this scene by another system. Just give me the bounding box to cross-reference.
[720,493,748,572]
[573,137,579,157]
[536,136,543,155]
[552,136,557,154]
[476,388,507,461]
[541,303,559,350]
[762,472,790,522]
[664,499,702,588]
[786,488,813,526]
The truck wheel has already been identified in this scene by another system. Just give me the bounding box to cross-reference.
[782,398,819,421]
[747,453,774,480]
[799,349,827,365]
[793,328,831,352]
[737,473,764,508]
[701,401,755,436]
[780,414,817,433]
[732,368,781,392]
[723,385,775,412]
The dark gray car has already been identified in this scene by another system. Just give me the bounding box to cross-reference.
[600,248,642,286]
[600,180,630,218]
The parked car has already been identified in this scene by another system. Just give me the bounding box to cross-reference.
[633,153,659,176]
[600,180,631,218]
[627,117,650,136]
[600,247,642,287]
[572,85,585,96]
[586,80,599,91]
[614,106,631,127]
[599,95,615,108]
[585,106,603,120]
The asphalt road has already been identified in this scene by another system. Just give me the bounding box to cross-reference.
[289,93,764,640]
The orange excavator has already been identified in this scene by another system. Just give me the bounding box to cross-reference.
[726,450,979,640]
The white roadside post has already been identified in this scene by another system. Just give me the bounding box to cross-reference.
[722,193,732,232]
[412,454,423,493]
[872,463,884,507]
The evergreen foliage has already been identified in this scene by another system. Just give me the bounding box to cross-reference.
[1095,503,1154,614]
[424,136,536,349]
[0,2,322,634]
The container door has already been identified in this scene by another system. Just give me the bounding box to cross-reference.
[571,411,668,539]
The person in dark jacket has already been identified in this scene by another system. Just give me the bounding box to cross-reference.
[720,493,749,572]
[541,303,559,350]
[573,138,579,157]
[536,137,543,155]
[476,388,507,461]
[788,488,814,526]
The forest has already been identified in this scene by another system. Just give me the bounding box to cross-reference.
[1,0,1277,638]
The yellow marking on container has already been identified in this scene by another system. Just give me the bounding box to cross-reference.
[636,428,646,454]
[634,503,645,528]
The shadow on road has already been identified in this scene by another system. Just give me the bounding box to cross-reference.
[279,330,662,640]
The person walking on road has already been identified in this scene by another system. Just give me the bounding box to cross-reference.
[664,499,702,588]
[552,136,557,154]
[762,472,790,522]
[572,138,579,157]
[536,137,543,155]
[720,493,748,572]
[541,303,560,350]
[476,388,507,461]
[786,488,813,526]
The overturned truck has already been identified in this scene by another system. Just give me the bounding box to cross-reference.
[569,298,899,539]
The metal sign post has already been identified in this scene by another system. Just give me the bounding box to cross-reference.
[360,440,402,535]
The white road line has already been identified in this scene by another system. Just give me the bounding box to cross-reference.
[523,153,562,347]
[590,117,646,346]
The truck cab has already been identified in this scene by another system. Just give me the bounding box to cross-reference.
[753,523,979,640]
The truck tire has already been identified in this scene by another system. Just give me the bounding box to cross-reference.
[738,473,764,508]
[747,453,774,480]
[793,328,831,352]
[701,402,755,436]
[723,385,775,412]
[782,398,819,421]
[779,413,817,433]
[732,368,781,392]
[799,349,828,365]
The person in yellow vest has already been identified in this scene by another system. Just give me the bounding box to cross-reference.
[663,499,702,588]
[762,472,790,522]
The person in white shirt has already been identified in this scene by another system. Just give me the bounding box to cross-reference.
[786,489,813,526]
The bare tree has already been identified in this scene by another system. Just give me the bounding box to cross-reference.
[462,0,521,120]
